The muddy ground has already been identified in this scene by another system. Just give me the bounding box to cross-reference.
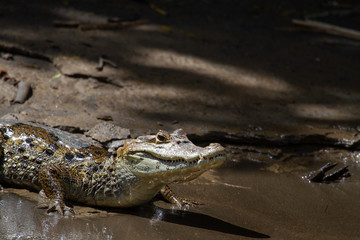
[1,0,360,239]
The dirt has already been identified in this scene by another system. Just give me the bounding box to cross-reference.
[0,0,360,239]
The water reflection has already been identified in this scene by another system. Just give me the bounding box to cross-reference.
[0,193,114,239]
[0,192,268,239]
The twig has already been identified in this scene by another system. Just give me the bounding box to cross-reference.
[323,166,350,182]
[11,82,32,104]
[307,162,350,183]
[292,19,360,41]
[96,115,113,121]
[96,56,118,71]
[308,162,337,183]
[0,43,52,62]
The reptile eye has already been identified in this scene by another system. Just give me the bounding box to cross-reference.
[156,130,170,143]
[157,134,166,142]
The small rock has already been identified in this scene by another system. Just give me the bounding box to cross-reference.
[86,122,130,143]
[107,139,130,152]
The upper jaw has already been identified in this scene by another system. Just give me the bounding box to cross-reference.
[127,141,226,162]
[123,143,226,179]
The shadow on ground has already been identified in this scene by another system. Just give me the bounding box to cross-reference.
[1,0,360,132]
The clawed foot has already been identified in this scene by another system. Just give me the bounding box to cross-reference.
[160,185,203,209]
[307,162,350,183]
[37,199,75,216]
[173,198,202,209]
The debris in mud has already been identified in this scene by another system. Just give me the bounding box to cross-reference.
[53,56,126,88]
[54,56,114,78]
[0,70,19,86]
[48,73,62,89]
[0,52,14,60]
[96,55,118,71]
[0,43,51,62]
[1,70,31,104]
[96,115,113,121]
[305,162,351,183]
[6,76,20,86]
[24,64,41,69]
[11,82,32,104]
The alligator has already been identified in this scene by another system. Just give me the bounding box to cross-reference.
[0,121,226,215]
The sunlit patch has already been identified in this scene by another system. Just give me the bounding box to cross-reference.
[290,104,358,120]
[132,47,294,93]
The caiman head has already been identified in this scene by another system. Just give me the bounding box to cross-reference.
[117,129,226,183]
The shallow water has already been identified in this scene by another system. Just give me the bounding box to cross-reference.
[1,156,360,240]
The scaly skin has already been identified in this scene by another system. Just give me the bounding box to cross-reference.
[0,121,226,215]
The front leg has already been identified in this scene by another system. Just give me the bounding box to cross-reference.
[160,185,201,208]
[38,165,74,216]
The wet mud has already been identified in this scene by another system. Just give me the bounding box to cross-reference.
[1,153,360,240]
